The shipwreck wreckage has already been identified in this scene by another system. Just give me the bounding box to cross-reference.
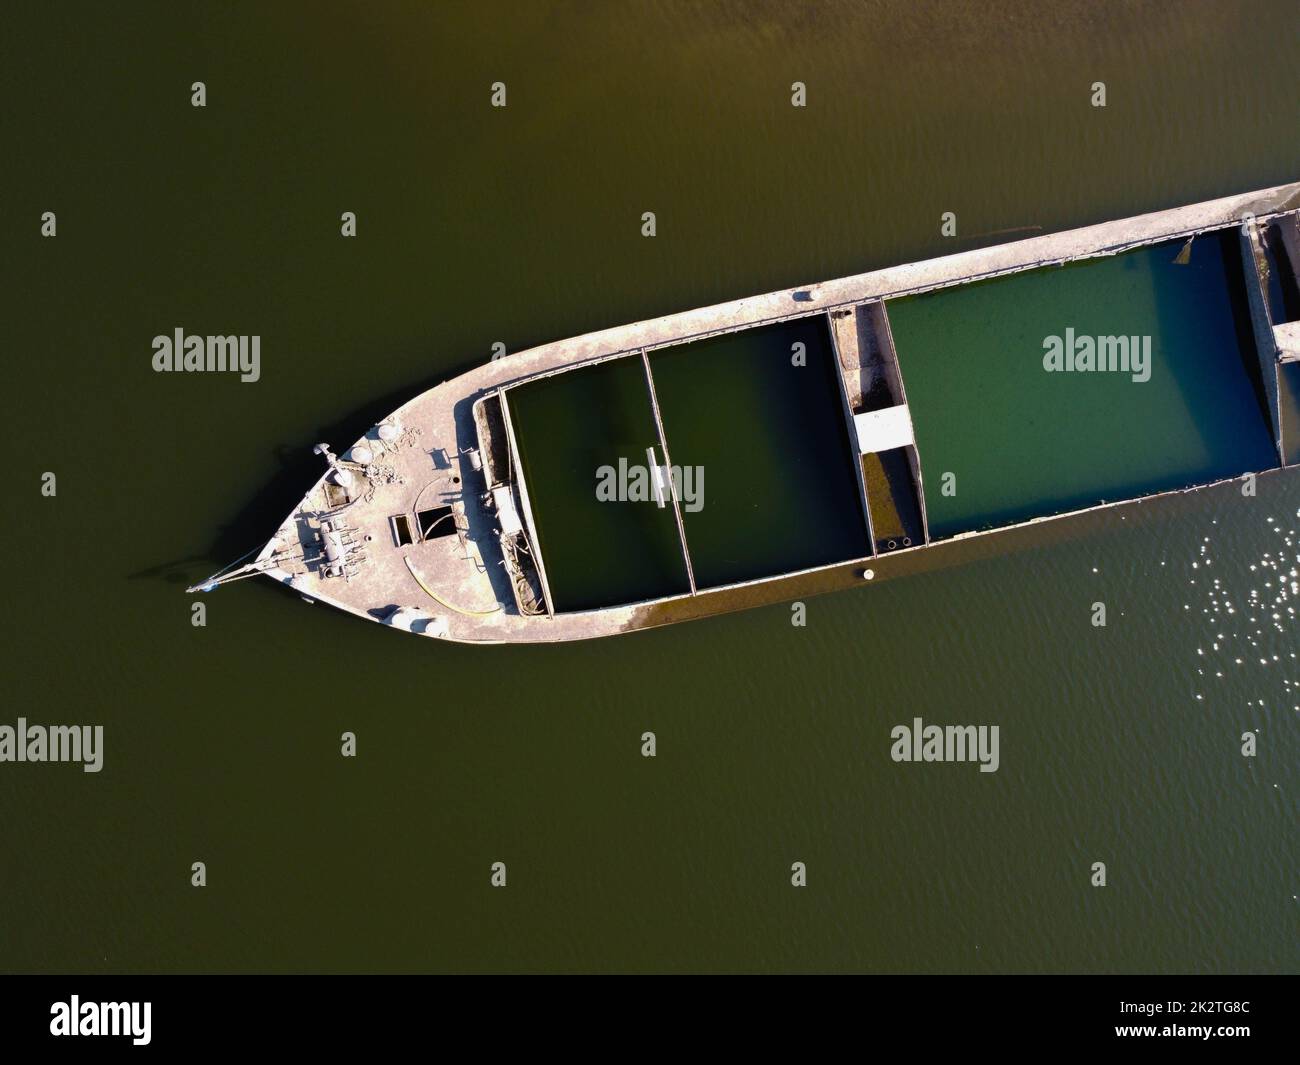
[191,182,1300,643]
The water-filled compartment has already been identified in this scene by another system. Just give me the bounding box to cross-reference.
[887,232,1279,538]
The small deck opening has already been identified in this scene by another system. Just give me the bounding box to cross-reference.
[417,505,457,540]
[390,513,415,547]
[863,447,926,552]
[1262,217,1300,325]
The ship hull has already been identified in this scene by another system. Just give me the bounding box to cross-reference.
[244,182,1299,643]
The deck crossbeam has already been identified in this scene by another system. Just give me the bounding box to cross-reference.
[641,352,698,595]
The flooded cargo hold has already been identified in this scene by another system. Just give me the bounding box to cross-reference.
[887,231,1279,538]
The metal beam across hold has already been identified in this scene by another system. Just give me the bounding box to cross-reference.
[641,352,698,595]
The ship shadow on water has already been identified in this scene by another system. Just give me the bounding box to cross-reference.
[128,372,457,590]
[132,359,526,618]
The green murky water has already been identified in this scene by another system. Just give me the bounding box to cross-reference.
[511,316,870,606]
[4,1,1298,973]
[648,317,871,587]
[890,234,1279,538]
[508,357,690,611]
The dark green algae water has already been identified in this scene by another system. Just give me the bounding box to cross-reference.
[4,1,1298,972]
[510,316,871,610]
[508,355,693,612]
[513,232,1280,609]
[890,232,1280,538]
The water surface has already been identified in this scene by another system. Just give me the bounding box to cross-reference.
[650,316,871,587]
[889,235,1278,537]
[508,357,690,611]
[4,0,1297,973]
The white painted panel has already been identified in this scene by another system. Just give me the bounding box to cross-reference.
[853,404,914,454]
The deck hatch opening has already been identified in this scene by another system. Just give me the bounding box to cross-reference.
[389,513,415,547]
[417,505,458,540]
